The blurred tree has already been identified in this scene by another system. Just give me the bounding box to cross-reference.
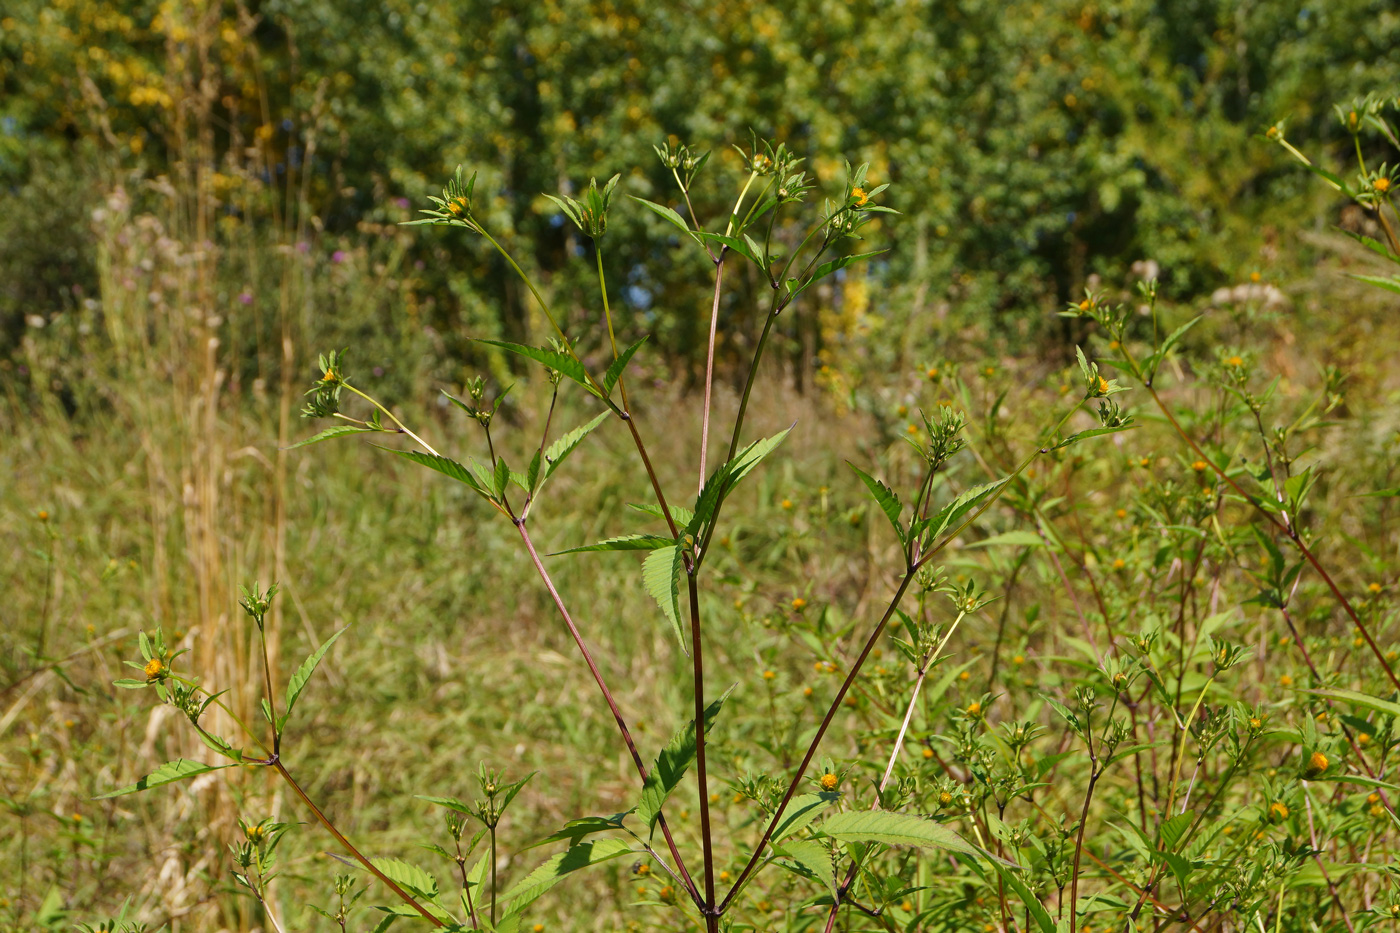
[2,0,1396,369]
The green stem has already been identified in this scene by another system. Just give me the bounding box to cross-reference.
[343,384,440,457]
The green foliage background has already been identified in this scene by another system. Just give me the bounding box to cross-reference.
[4,3,1400,932]
[3,0,1398,370]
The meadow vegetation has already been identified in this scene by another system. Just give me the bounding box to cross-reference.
[3,3,1400,933]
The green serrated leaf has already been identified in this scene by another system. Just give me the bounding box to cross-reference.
[415,795,474,816]
[804,249,886,289]
[774,838,836,893]
[524,813,630,850]
[772,792,842,842]
[917,478,1009,545]
[964,531,1045,549]
[95,758,236,798]
[642,544,685,649]
[991,862,1053,933]
[384,449,488,497]
[691,426,793,536]
[1158,811,1194,851]
[369,857,439,900]
[849,463,905,543]
[1303,688,1400,721]
[628,196,700,244]
[475,339,595,395]
[286,424,374,450]
[1053,424,1139,450]
[552,534,674,555]
[816,810,978,855]
[500,838,634,909]
[696,230,763,266]
[628,502,696,528]
[283,626,348,720]
[603,337,648,397]
[637,686,735,832]
[543,412,610,482]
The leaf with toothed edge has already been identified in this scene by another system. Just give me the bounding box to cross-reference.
[636,685,735,833]
[603,337,648,397]
[642,544,685,649]
[475,339,597,396]
[849,463,905,543]
[285,424,374,449]
[552,534,674,555]
[543,412,610,482]
[96,759,236,798]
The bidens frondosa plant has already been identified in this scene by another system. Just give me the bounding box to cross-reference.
[102,113,1400,933]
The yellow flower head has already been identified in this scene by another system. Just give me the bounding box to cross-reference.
[966,701,982,716]
[781,498,793,510]
[1268,801,1289,822]
[1248,717,1262,730]
[1078,299,1092,311]
[820,772,839,791]
[762,669,776,681]
[1192,460,1208,472]
[850,186,869,207]
[1306,750,1329,776]
[144,657,166,681]
[1369,582,1383,594]
[926,367,940,380]
[1265,125,1280,140]
[1376,177,1392,193]
[37,509,49,522]
[1115,508,1128,519]
[939,791,953,806]
[922,747,934,759]
[791,597,807,611]
[1226,355,1243,367]
[1012,654,1025,666]
[533,925,545,933]
[1278,673,1293,687]
[803,686,814,697]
